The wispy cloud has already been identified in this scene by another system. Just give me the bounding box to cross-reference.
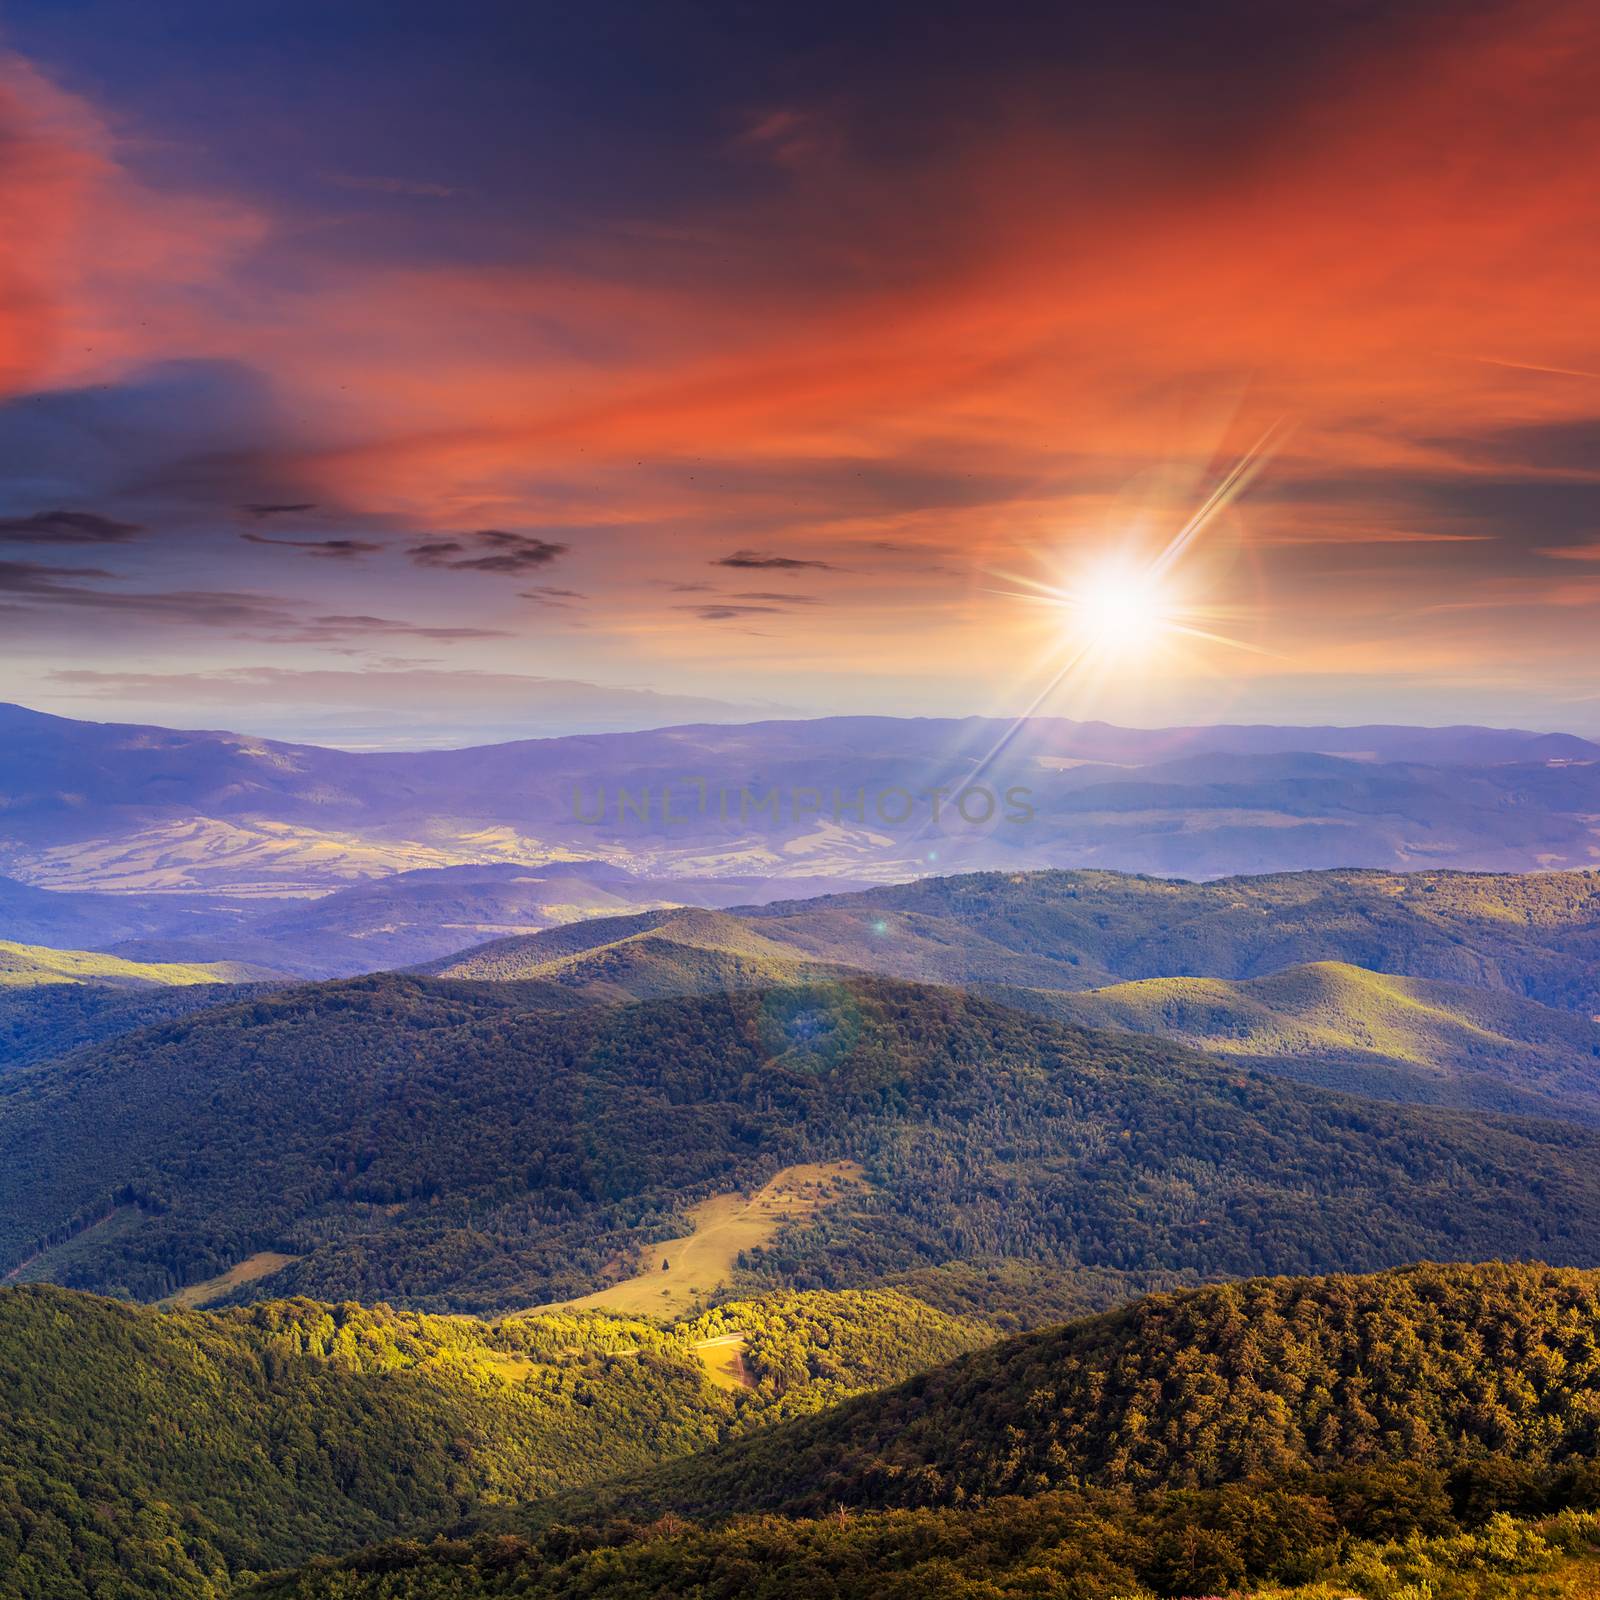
[715,549,835,571]
[519,585,587,608]
[409,530,569,574]
[677,602,784,620]
[0,559,498,641]
[277,613,507,643]
[0,509,142,544]
[242,532,383,559]
[0,558,294,626]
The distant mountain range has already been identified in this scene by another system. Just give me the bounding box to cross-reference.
[2,705,1598,932]
[0,860,856,979]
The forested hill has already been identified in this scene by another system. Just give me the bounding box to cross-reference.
[419,868,1600,1123]
[0,1282,985,1600]
[252,1261,1600,1600]
[0,978,272,1072]
[10,974,1600,1310]
[427,867,1600,1011]
[583,1260,1600,1520]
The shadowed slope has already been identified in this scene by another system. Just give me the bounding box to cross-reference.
[8,975,1600,1310]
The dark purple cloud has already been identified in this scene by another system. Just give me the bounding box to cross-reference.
[715,549,835,571]
[678,603,785,620]
[409,530,569,573]
[282,614,507,642]
[0,510,142,544]
[242,532,383,559]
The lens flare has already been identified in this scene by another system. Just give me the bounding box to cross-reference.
[1060,560,1180,657]
[964,425,1285,792]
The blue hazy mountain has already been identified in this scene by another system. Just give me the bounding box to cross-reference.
[2,705,1596,930]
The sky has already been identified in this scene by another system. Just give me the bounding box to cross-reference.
[1,0,1598,746]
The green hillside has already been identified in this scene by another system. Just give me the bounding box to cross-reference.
[0,1282,985,1600]
[9,974,1600,1310]
[255,1261,1600,1600]
[1056,961,1600,1120]
[0,938,272,988]
[15,1263,1600,1600]
[428,867,1600,1009]
[581,1260,1600,1520]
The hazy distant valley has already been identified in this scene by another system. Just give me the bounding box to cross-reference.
[5,701,1600,978]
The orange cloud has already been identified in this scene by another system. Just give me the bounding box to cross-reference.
[0,52,263,398]
[4,2,1600,726]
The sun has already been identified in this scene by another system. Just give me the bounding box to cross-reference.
[1060,559,1179,658]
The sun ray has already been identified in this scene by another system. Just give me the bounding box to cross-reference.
[964,429,1281,789]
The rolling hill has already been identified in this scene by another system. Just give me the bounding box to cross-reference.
[1053,961,1600,1121]
[418,906,854,997]
[9,974,1600,1310]
[0,938,270,988]
[430,866,1600,1009]
[0,1281,986,1600]
[253,1262,1600,1600]
[420,868,1600,1120]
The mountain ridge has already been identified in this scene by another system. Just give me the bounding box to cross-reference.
[5,704,1599,902]
[10,973,1600,1311]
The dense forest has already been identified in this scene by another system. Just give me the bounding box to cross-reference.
[15,1264,1600,1599]
[0,1282,984,1599]
[591,1262,1600,1521]
[248,1263,1600,1600]
[0,979,270,1072]
[248,1490,1600,1600]
[9,976,1600,1307]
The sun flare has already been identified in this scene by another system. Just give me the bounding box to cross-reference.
[1061,562,1179,657]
